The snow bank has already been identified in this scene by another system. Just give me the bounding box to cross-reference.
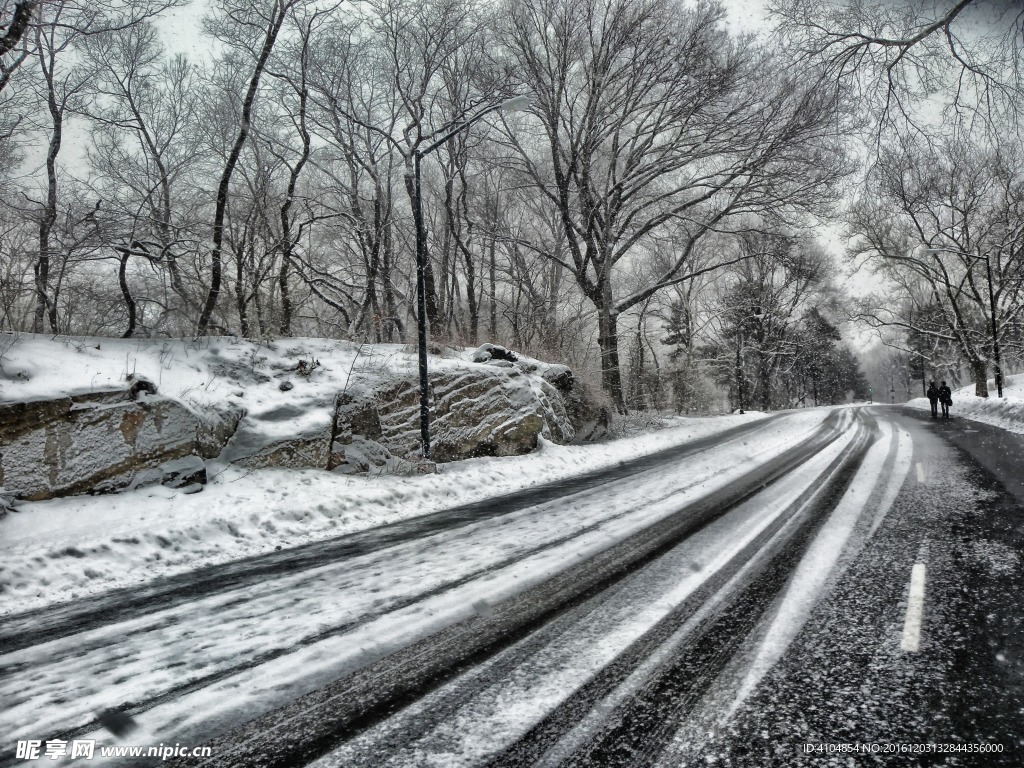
[904,374,1024,435]
[0,334,489,457]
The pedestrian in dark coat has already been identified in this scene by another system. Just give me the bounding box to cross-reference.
[926,381,939,418]
[938,381,952,419]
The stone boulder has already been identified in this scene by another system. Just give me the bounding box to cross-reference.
[220,399,335,471]
[336,367,574,464]
[196,401,246,458]
[470,346,610,445]
[129,454,207,493]
[0,390,207,500]
[328,391,394,474]
[330,435,396,475]
[541,364,574,393]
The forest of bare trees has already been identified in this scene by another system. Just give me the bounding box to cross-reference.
[5,0,1017,412]
[772,0,1024,396]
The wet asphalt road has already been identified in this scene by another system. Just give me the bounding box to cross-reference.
[660,407,1024,767]
[179,412,853,768]
[0,415,787,657]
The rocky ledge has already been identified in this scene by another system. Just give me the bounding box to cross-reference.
[0,342,608,501]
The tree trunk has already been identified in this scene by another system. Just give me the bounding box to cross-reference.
[760,364,771,411]
[382,220,402,342]
[404,169,440,329]
[35,42,61,334]
[0,2,36,58]
[197,3,290,337]
[488,239,497,340]
[278,253,292,336]
[596,304,626,413]
[972,359,989,397]
[235,241,249,338]
[119,251,136,338]
[278,40,312,337]
[32,253,49,333]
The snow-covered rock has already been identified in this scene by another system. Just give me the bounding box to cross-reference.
[334,367,574,464]
[128,454,207,491]
[471,343,518,364]
[0,390,205,500]
[219,397,337,470]
[541,364,574,392]
[0,334,608,492]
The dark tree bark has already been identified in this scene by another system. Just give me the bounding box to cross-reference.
[34,25,62,333]
[197,0,294,336]
[276,10,316,337]
[117,249,136,337]
[0,1,36,58]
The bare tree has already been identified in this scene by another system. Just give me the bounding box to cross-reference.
[196,0,305,336]
[498,0,844,410]
[0,2,34,170]
[15,0,184,333]
[361,0,499,330]
[769,0,1024,138]
[849,134,1024,396]
[304,12,409,341]
[81,23,205,335]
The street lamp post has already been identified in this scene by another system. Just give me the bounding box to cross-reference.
[413,95,531,464]
[735,329,744,414]
[926,246,1003,398]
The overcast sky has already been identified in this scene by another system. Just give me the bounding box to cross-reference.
[156,0,776,56]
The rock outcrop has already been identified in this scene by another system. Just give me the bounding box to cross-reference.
[332,365,574,466]
[0,342,609,495]
[0,389,225,500]
[238,352,600,475]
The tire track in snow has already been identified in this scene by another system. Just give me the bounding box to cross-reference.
[160,413,854,768]
[471,410,877,768]
[312,412,871,768]
[0,415,789,656]
[0,412,832,761]
[653,411,915,767]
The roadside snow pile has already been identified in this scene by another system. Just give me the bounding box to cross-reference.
[0,410,772,615]
[905,374,1024,435]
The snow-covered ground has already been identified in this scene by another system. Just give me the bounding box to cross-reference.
[904,373,1024,434]
[0,333,774,616]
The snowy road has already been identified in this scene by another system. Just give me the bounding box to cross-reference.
[2,406,1022,767]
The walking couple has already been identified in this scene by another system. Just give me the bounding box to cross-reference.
[927,381,952,419]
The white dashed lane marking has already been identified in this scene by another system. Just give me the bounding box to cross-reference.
[916,462,925,483]
[901,562,927,652]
